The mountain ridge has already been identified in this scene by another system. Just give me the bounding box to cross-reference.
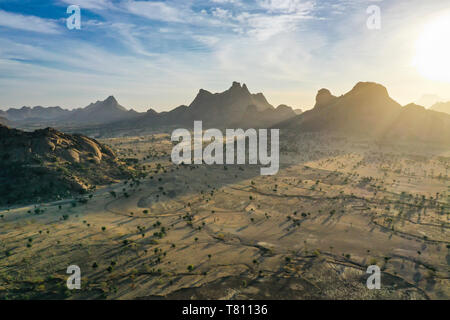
[277,82,450,145]
[430,101,450,115]
[2,95,140,126]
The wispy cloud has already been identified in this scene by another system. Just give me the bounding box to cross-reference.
[59,0,112,10]
[121,1,185,23]
[0,10,61,34]
[257,0,315,14]
[1,0,450,110]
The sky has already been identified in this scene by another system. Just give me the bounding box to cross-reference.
[1,0,450,112]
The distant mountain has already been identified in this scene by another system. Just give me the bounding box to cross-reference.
[5,106,69,122]
[232,103,297,128]
[0,124,133,205]
[129,81,296,129]
[277,82,450,145]
[67,96,140,125]
[2,96,141,126]
[279,82,402,134]
[2,85,293,131]
[382,104,450,144]
[416,94,443,108]
[430,101,450,115]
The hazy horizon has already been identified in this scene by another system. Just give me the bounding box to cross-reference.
[1,80,448,113]
[1,0,450,111]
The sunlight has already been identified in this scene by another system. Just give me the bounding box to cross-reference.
[413,11,450,82]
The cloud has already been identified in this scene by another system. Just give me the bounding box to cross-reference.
[192,35,220,46]
[210,0,243,5]
[0,10,61,34]
[212,7,233,19]
[59,0,112,10]
[120,1,235,28]
[3,0,450,110]
[236,12,312,40]
[257,0,315,14]
[121,1,185,23]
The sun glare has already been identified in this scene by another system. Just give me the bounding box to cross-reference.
[413,12,450,82]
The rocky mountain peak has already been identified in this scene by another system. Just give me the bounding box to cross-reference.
[315,88,337,108]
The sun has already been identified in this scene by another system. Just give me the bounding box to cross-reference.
[413,12,450,82]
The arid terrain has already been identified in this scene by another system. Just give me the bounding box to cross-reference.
[2,0,450,304]
[0,133,448,300]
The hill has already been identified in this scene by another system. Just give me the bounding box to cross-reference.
[416,94,443,108]
[2,84,295,131]
[430,101,450,115]
[130,81,296,129]
[2,96,141,127]
[382,103,450,144]
[68,96,140,125]
[277,82,450,144]
[5,106,69,122]
[0,124,133,205]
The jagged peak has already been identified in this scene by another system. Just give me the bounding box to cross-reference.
[104,95,118,103]
[229,81,251,95]
[315,88,337,108]
[198,88,212,96]
[230,81,241,89]
[146,108,158,114]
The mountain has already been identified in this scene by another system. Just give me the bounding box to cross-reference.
[2,96,141,127]
[130,81,295,129]
[5,106,69,122]
[293,108,303,115]
[382,104,450,144]
[416,94,443,108]
[430,101,450,115]
[277,82,450,144]
[1,83,296,132]
[68,96,140,125]
[279,82,402,134]
[0,124,133,205]
[231,103,297,128]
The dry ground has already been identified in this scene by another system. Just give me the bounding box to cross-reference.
[0,133,448,299]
